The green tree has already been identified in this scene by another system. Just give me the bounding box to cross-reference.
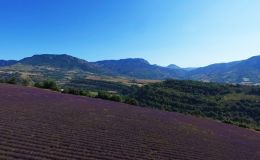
[125,97,139,105]
[43,80,59,91]
[6,77,16,84]
[110,95,122,102]
[97,91,110,100]
[34,80,59,91]
[21,79,30,86]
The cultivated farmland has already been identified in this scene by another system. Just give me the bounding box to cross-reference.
[0,84,259,160]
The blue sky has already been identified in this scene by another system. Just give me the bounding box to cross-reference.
[0,0,260,67]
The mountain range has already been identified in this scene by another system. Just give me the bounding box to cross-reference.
[0,54,260,84]
[0,60,17,67]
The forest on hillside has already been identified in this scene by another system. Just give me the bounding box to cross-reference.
[130,80,260,130]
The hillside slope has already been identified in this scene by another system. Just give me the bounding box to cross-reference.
[0,84,259,160]
[19,54,108,74]
[95,58,186,79]
[130,79,260,130]
[0,60,17,67]
[1,54,260,84]
[0,55,185,82]
[189,56,260,84]
[0,54,112,84]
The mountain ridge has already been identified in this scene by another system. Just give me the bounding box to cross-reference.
[95,58,186,79]
[1,54,260,84]
[189,55,260,84]
[0,60,17,67]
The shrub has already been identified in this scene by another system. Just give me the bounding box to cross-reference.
[124,97,139,105]
[34,80,59,91]
[97,91,110,100]
[21,79,30,86]
[43,80,59,91]
[110,95,122,102]
[6,77,17,84]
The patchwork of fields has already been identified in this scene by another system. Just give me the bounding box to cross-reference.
[0,84,260,160]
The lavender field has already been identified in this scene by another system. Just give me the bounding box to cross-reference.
[0,84,260,160]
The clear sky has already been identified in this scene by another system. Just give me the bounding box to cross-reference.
[0,0,260,67]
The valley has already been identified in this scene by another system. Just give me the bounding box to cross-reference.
[1,54,260,131]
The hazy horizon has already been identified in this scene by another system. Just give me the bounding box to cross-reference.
[0,0,260,67]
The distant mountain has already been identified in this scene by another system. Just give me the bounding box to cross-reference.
[167,64,197,71]
[11,55,186,79]
[0,54,113,84]
[182,67,198,71]
[1,54,260,84]
[95,58,186,79]
[189,56,260,84]
[167,64,181,69]
[0,60,17,67]
[19,54,105,73]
